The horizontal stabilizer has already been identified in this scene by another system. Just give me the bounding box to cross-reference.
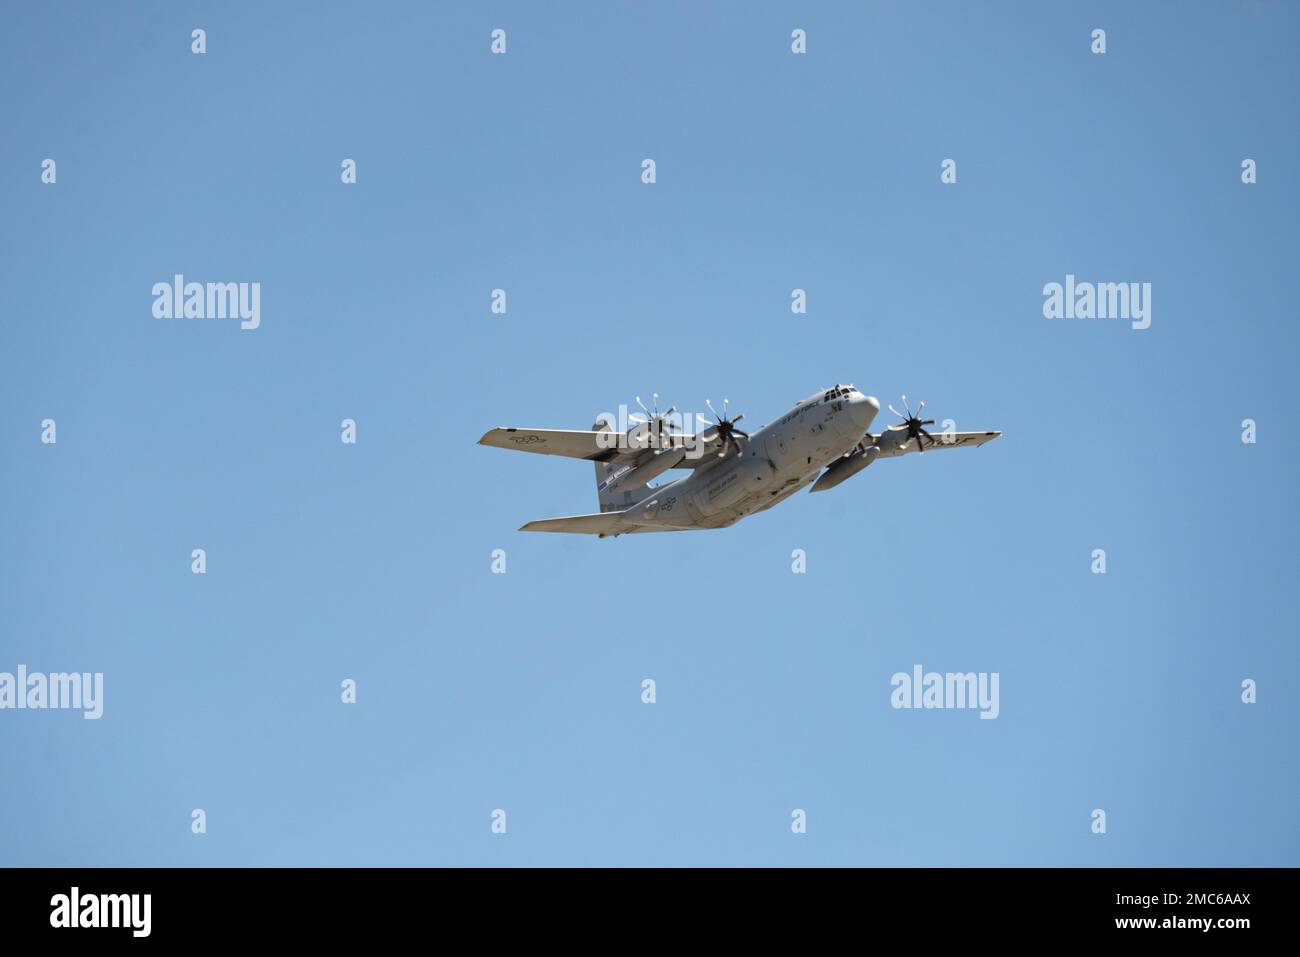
[519,511,630,535]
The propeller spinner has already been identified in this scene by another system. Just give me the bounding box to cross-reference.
[633,393,678,449]
[886,394,936,454]
[704,398,749,458]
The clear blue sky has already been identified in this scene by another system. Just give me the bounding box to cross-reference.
[1,1,1296,866]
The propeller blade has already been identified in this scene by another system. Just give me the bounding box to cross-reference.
[730,414,744,425]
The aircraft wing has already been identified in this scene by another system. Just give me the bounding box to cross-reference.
[479,427,716,467]
[872,429,1001,458]
[478,427,625,461]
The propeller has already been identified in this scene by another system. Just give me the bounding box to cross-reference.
[633,393,678,449]
[703,398,749,458]
[886,394,936,454]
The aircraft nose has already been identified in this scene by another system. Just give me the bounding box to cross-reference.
[848,394,879,432]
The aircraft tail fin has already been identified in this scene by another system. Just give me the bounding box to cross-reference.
[593,420,649,513]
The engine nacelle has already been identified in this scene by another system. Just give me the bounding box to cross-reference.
[619,447,687,491]
[810,445,879,493]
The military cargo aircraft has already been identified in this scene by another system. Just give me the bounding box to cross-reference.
[479,386,1000,536]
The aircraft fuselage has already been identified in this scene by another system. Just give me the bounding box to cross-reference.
[615,386,880,533]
